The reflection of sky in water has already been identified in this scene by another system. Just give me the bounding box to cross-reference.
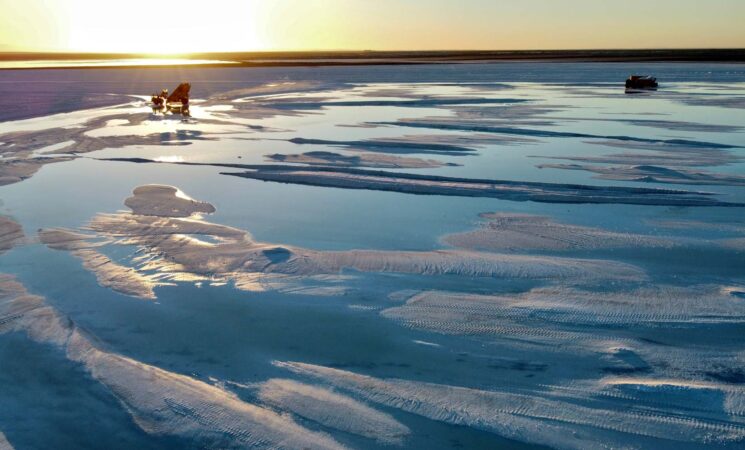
[1,64,744,450]
[3,75,744,249]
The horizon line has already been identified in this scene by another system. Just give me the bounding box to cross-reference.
[2,48,745,56]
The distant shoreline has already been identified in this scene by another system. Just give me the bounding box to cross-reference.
[2,49,745,70]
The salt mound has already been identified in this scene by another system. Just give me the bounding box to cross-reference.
[276,361,745,449]
[124,185,216,217]
[0,216,24,253]
[0,274,344,449]
[257,378,410,445]
[443,212,676,252]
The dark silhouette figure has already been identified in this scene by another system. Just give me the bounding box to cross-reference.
[626,75,658,90]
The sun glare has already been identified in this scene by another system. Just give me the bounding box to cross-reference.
[65,0,266,54]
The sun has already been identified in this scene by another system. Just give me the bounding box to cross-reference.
[64,0,267,54]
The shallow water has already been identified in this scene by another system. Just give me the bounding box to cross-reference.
[0,63,744,449]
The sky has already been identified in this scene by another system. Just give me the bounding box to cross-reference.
[0,0,744,53]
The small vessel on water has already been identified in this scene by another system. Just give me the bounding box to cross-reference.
[151,82,191,116]
[625,75,658,90]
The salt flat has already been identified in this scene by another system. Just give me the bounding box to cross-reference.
[0,62,744,449]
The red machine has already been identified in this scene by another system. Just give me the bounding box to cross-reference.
[151,82,191,115]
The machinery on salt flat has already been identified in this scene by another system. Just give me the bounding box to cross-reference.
[151,82,191,116]
[625,75,658,90]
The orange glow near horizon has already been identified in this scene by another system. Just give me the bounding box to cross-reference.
[1,0,744,53]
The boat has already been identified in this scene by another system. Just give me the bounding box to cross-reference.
[625,75,658,90]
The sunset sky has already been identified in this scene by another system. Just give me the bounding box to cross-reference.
[1,0,744,54]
